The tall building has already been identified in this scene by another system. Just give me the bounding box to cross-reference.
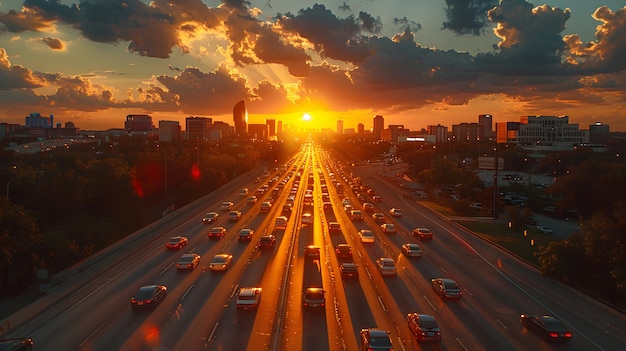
[357,123,365,134]
[478,114,494,140]
[233,100,248,138]
[337,120,343,134]
[427,124,449,143]
[266,119,276,137]
[589,122,610,145]
[125,114,154,132]
[159,120,181,142]
[248,124,269,141]
[185,116,212,141]
[451,123,483,142]
[25,112,53,128]
[373,115,384,140]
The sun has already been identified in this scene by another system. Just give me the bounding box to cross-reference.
[301,113,312,122]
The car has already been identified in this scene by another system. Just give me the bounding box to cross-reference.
[238,228,254,241]
[401,243,424,257]
[376,257,397,277]
[520,314,572,342]
[305,245,320,259]
[228,210,242,222]
[431,278,463,299]
[209,253,233,271]
[372,212,385,223]
[536,225,553,234]
[259,235,277,249]
[208,226,226,239]
[381,223,396,234]
[259,201,272,212]
[239,188,249,197]
[221,201,234,211]
[0,338,34,350]
[340,262,359,278]
[323,201,333,210]
[359,229,375,243]
[236,287,262,309]
[341,198,352,206]
[407,313,441,343]
[247,196,257,204]
[166,236,188,250]
[363,202,375,212]
[302,287,325,309]
[275,216,288,229]
[343,204,353,212]
[202,212,219,223]
[328,222,341,233]
[350,209,364,221]
[360,328,393,351]
[282,204,293,214]
[412,227,433,241]
[131,285,167,310]
[335,244,353,260]
[176,253,200,271]
[372,195,382,202]
[302,213,313,225]
[389,208,403,217]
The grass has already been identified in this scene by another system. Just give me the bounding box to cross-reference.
[455,221,558,266]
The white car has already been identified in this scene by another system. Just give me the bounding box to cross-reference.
[302,213,313,225]
[536,225,553,234]
[236,287,262,309]
[381,223,396,234]
[221,201,234,211]
[389,208,403,217]
[376,257,397,277]
[359,229,375,243]
[209,253,233,271]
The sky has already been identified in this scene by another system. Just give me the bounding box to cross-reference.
[0,0,625,132]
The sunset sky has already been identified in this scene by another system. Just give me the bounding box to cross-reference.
[0,0,625,132]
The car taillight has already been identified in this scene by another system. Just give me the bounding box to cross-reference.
[549,332,559,338]
[564,332,572,338]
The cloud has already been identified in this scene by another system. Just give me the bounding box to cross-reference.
[0,48,46,90]
[40,37,65,50]
[442,0,499,35]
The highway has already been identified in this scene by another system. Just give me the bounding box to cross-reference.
[3,142,625,350]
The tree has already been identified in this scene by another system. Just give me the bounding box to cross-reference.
[0,197,41,294]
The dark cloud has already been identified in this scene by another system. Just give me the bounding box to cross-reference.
[278,4,379,63]
[393,17,422,33]
[41,37,65,50]
[442,0,499,35]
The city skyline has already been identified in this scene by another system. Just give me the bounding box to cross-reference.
[0,1,625,130]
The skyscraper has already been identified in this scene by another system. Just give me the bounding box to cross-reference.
[233,100,248,137]
[373,115,384,140]
[479,114,493,140]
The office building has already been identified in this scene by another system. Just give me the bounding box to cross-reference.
[233,100,248,137]
[373,115,384,140]
[186,116,212,141]
[124,114,154,132]
[159,120,181,142]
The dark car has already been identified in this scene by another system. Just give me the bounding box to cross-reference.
[340,262,358,278]
[0,338,34,351]
[412,227,433,241]
[238,228,254,241]
[431,278,462,299]
[259,235,276,249]
[208,226,226,239]
[407,313,441,343]
[334,244,351,259]
[165,236,188,250]
[305,245,321,260]
[131,285,167,310]
[520,314,572,343]
[360,328,393,351]
[303,287,325,309]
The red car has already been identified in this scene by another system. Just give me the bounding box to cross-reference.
[166,236,188,250]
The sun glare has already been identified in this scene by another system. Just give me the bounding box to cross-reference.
[302,113,312,122]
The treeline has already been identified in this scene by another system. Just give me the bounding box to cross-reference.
[0,136,292,296]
